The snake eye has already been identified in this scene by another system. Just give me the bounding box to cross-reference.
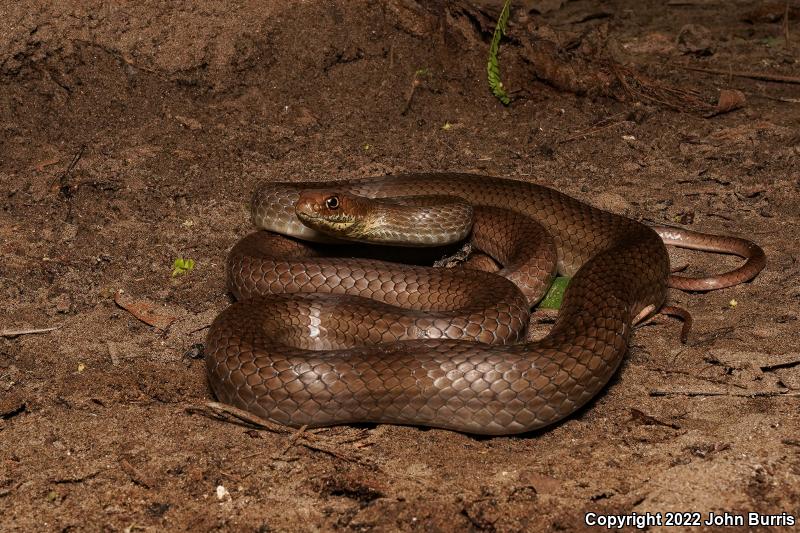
[325,196,340,210]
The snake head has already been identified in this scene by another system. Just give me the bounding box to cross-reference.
[295,190,370,238]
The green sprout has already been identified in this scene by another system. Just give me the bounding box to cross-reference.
[172,257,195,277]
[537,276,570,309]
[487,0,512,105]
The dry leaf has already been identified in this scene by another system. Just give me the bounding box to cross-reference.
[114,290,178,330]
[706,89,746,117]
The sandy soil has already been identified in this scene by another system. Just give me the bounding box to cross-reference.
[1,1,798,531]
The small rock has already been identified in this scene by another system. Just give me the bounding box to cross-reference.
[215,485,230,501]
[677,24,715,56]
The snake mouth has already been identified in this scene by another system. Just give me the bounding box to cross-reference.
[296,209,357,234]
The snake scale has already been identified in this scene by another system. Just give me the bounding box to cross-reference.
[205,173,765,435]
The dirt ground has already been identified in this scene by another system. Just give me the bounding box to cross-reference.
[1,1,799,531]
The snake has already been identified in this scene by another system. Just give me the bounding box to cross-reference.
[205,173,765,435]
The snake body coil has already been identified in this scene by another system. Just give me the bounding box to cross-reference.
[206,173,764,435]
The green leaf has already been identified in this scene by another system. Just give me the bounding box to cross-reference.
[172,257,195,277]
[487,0,512,105]
[537,276,570,309]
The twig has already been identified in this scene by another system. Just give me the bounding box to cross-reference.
[186,323,211,335]
[650,389,800,398]
[1,326,60,338]
[558,120,629,144]
[745,92,800,104]
[1,402,27,420]
[187,403,378,466]
[677,64,800,84]
[298,440,376,467]
[185,402,294,434]
[630,408,681,429]
[760,359,800,372]
[645,366,748,389]
[59,144,86,188]
[687,326,736,348]
[276,424,309,457]
[0,481,23,498]
[120,460,151,488]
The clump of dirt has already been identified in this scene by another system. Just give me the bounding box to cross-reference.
[1,1,798,531]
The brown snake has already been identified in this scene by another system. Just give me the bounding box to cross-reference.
[206,173,765,435]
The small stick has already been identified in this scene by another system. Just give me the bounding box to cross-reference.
[760,359,800,372]
[650,389,800,398]
[188,404,376,466]
[645,366,748,389]
[746,92,800,104]
[630,408,681,429]
[299,440,375,467]
[185,402,293,434]
[558,117,628,144]
[1,326,60,337]
[0,481,24,498]
[186,323,211,335]
[277,424,309,457]
[120,460,151,489]
[687,326,736,348]
[59,144,86,188]
[676,64,800,84]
